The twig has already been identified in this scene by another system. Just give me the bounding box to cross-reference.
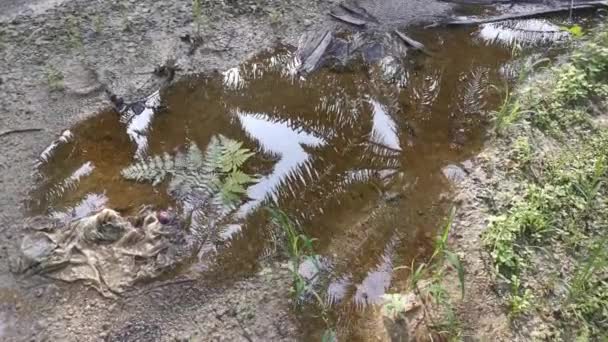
[0,128,43,138]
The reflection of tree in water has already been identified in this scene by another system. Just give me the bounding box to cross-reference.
[214,60,421,321]
[223,66,406,220]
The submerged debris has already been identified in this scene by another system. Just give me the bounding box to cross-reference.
[13,208,193,297]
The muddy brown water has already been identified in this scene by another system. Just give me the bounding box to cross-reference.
[25,18,576,339]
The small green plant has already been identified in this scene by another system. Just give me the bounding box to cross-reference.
[381,293,410,321]
[192,0,205,36]
[507,275,533,317]
[268,8,282,26]
[562,24,584,38]
[45,65,64,91]
[66,16,83,50]
[512,136,532,167]
[268,208,318,301]
[120,1,132,32]
[121,135,257,206]
[387,208,465,340]
[267,208,335,335]
[93,15,103,34]
[321,329,337,342]
[0,28,6,51]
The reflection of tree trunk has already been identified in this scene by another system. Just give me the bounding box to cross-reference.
[445,2,606,26]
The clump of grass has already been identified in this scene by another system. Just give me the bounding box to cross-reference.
[384,208,465,341]
[45,65,64,91]
[119,1,132,32]
[66,16,83,50]
[192,0,210,36]
[511,136,532,167]
[92,15,103,34]
[483,25,608,335]
[268,8,282,27]
[489,58,550,135]
[268,208,335,339]
[491,83,529,134]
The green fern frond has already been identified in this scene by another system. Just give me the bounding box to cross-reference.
[120,152,175,185]
[225,170,256,187]
[121,135,257,207]
[218,135,255,173]
[201,136,223,174]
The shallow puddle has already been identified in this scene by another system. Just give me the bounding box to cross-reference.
[26,15,582,339]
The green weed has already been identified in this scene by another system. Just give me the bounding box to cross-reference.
[387,208,465,340]
[268,8,282,26]
[119,1,132,32]
[45,65,64,91]
[506,275,533,317]
[562,24,584,38]
[490,83,528,134]
[512,136,532,167]
[66,16,83,50]
[93,15,103,34]
[267,208,335,335]
[489,58,549,134]
[269,208,319,302]
[192,0,207,36]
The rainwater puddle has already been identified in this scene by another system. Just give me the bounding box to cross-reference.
[26,15,584,339]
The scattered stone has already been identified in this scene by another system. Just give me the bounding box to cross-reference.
[442,164,467,184]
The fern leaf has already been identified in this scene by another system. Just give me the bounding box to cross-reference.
[121,134,258,213]
[120,152,174,185]
[218,135,255,172]
[201,136,223,174]
[186,141,204,170]
[226,170,256,186]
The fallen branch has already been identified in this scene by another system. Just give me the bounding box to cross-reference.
[329,12,367,27]
[339,3,378,23]
[394,30,433,56]
[444,1,608,26]
[0,128,43,139]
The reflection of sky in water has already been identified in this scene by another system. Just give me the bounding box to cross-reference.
[354,238,395,307]
[323,237,397,308]
[369,98,401,151]
[50,192,108,223]
[235,110,326,217]
[126,90,160,159]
